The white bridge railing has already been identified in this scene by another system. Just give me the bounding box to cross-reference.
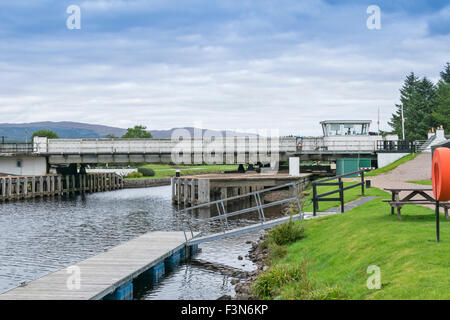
[33,137,298,155]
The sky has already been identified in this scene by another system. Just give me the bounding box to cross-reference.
[0,0,449,136]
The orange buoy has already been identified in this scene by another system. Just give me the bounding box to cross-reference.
[432,147,450,201]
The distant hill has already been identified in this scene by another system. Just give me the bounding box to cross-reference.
[0,122,257,142]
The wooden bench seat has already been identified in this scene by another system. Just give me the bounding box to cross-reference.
[382,199,449,220]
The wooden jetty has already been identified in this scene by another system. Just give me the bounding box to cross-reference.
[172,172,311,205]
[0,173,124,202]
[0,231,198,300]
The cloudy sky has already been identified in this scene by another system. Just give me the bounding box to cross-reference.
[0,0,449,135]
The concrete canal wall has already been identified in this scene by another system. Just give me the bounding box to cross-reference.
[123,178,171,189]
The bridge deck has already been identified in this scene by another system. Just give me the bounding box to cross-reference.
[0,231,195,300]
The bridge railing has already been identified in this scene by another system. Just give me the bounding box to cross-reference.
[376,140,417,153]
[33,137,298,155]
[176,182,303,242]
[0,143,33,154]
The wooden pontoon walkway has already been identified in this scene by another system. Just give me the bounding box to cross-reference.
[0,231,196,300]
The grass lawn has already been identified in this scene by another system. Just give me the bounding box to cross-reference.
[408,180,432,186]
[126,164,239,179]
[257,187,450,299]
[365,153,419,177]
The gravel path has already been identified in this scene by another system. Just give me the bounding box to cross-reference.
[370,153,432,191]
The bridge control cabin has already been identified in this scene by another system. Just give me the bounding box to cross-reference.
[298,120,400,175]
[320,120,371,137]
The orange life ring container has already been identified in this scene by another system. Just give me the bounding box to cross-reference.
[432,147,450,201]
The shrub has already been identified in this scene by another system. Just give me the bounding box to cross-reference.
[137,167,155,177]
[126,171,143,179]
[267,243,288,264]
[252,263,309,299]
[263,219,305,247]
[306,286,348,300]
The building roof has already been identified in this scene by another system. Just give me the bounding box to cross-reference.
[320,120,372,125]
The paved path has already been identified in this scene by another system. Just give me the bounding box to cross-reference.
[304,196,379,219]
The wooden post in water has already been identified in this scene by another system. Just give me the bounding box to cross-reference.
[191,179,196,204]
[31,177,36,198]
[1,178,6,201]
[23,177,28,198]
[39,176,44,197]
[57,176,62,195]
[71,175,76,195]
[15,177,20,199]
[184,180,189,204]
[51,176,55,196]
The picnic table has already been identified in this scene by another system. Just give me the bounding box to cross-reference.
[383,188,450,220]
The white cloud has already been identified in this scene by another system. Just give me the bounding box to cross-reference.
[0,1,449,136]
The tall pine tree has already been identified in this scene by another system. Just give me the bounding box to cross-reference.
[389,73,438,141]
[440,62,450,84]
[389,72,419,139]
[433,62,450,130]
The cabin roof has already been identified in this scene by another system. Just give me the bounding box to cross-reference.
[320,120,372,125]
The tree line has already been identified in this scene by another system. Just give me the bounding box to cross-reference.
[389,62,450,141]
[31,125,152,140]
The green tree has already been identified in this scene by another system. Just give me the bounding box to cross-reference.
[389,73,420,139]
[440,62,450,84]
[121,125,152,139]
[31,129,59,140]
[433,81,450,130]
[389,73,438,141]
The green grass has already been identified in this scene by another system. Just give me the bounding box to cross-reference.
[256,188,450,299]
[408,180,432,186]
[125,164,239,179]
[365,153,419,177]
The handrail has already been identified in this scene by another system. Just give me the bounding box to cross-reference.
[177,182,298,213]
[176,182,303,242]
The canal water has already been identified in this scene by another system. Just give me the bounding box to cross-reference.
[0,186,281,299]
